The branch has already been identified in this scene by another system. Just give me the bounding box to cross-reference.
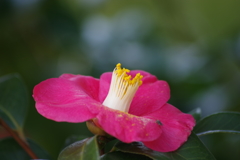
[0,119,38,159]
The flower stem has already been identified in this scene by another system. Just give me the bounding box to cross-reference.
[0,119,38,159]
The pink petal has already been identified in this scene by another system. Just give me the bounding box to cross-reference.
[129,82,170,116]
[143,104,195,152]
[33,75,101,122]
[98,71,170,116]
[129,71,170,116]
[96,107,162,143]
[98,72,112,103]
[60,74,100,101]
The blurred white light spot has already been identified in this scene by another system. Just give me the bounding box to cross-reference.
[81,15,112,47]
[79,0,105,7]
[165,45,207,81]
[190,86,229,117]
[112,9,153,40]
[111,42,149,68]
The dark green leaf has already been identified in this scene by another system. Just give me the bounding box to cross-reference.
[63,135,89,148]
[101,151,152,160]
[189,108,201,122]
[58,136,100,160]
[115,133,215,160]
[165,133,215,160]
[114,142,169,160]
[0,137,51,160]
[0,74,28,139]
[194,112,240,136]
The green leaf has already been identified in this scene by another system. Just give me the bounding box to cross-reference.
[114,133,215,160]
[0,137,51,160]
[63,135,90,148]
[194,112,240,136]
[101,151,152,160]
[189,108,201,122]
[165,133,215,160]
[58,136,100,160]
[0,74,28,139]
[114,142,169,160]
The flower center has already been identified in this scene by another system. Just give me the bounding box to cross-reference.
[102,63,143,112]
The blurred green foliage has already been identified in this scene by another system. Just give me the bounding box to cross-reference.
[1,0,240,159]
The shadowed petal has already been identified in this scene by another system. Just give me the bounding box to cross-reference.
[143,103,195,152]
[96,106,162,143]
[33,76,101,122]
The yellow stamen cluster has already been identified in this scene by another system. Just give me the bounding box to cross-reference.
[102,63,143,112]
[113,63,143,99]
[115,63,142,86]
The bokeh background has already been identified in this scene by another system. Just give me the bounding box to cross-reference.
[1,0,240,159]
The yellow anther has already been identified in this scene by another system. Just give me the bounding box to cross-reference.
[114,63,143,87]
[124,75,131,81]
[116,63,121,69]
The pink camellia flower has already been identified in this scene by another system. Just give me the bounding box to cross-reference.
[33,63,195,152]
